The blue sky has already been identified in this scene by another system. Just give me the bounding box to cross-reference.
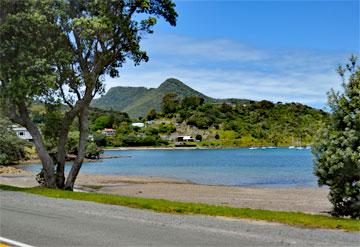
[105,0,360,109]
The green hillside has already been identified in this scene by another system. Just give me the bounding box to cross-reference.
[92,78,250,117]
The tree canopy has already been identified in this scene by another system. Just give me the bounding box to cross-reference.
[0,0,177,189]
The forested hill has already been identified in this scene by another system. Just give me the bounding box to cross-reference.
[91,78,251,117]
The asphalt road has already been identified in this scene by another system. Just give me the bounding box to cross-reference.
[0,191,359,247]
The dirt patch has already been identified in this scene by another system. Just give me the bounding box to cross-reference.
[0,165,28,174]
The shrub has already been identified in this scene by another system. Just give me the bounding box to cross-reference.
[0,117,28,165]
[313,56,360,219]
[195,134,202,141]
[158,123,176,134]
[86,142,103,159]
[93,134,107,147]
[147,109,157,121]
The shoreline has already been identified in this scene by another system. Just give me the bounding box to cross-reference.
[0,169,331,214]
[17,145,311,165]
[104,145,301,151]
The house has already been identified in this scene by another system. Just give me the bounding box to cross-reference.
[131,122,145,128]
[12,125,33,141]
[102,128,116,136]
[176,136,195,142]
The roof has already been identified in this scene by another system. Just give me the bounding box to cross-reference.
[102,128,116,132]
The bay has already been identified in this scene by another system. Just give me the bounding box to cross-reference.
[19,148,317,188]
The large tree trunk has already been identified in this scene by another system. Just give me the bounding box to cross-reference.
[55,114,73,189]
[25,119,56,188]
[56,102,86,188]
[6,101,56,188]
[65,106,89,190]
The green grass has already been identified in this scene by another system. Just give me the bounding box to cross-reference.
[1,184,359,232]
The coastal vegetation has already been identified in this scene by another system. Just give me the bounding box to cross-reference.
[313,56,360,219]
[90,94,329,148]
[1,184,359,232]
[0,116,29,165]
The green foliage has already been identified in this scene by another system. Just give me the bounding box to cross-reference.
[145,127,159,135]
[158,123,176,134]
[181,96,204,109]
[147,108,157,121]
[118,134,167,147]
[255,100,275,109]
[93,134,107,147]
[313,57,360,219]
[0,116,28,165]
[0,0,65,104]
[85,142,103,159]
[42,104,63,149]
[176,100,327,146]
[66,131,80,155]
[93,115,113,131]
[89,108,129,131]
[161,92,179,114]
[187,111,216,129]
[1,185,359,232]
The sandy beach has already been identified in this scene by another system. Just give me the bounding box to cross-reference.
[0,166,331,215]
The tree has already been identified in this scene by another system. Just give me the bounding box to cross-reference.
[147,108,157,121]
[0,0,177,189]
[181,96,204,110]
[92,115,113,131]
[161,93,179,114]
[313,55,360,218]
[85,142,103,159]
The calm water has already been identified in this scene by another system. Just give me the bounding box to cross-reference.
[19,148,317,187]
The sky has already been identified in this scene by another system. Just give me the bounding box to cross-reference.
[105,0,360,109]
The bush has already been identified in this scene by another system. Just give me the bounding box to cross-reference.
[313,56,360,219]
[66,131,80,155]
[0,117,28,165]
[93,134,107,147]
[86,142,103,159]
[158,123,176,134]
[187,113,214,129]
[195,134,202,141]
[147,109,157,121]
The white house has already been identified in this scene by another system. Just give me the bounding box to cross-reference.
[131,122,145,128]
[176,136,195,142]
[12,125,33,141]
[101,128,116,136]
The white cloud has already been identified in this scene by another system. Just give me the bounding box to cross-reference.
[103,33,350,108]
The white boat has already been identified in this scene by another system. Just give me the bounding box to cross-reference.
[249,147,258,150]
[296,146,304,150]
[288,146,295,149]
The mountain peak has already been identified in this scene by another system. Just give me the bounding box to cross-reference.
[158,78,187,89]
[92,78,250,117]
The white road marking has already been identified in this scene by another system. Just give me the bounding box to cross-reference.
[0,237,35,247]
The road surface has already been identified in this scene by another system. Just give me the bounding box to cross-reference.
[0,191,359,247]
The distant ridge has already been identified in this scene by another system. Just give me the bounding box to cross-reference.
[92,78,250,117]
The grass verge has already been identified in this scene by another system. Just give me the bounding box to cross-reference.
[1,184,359,232]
